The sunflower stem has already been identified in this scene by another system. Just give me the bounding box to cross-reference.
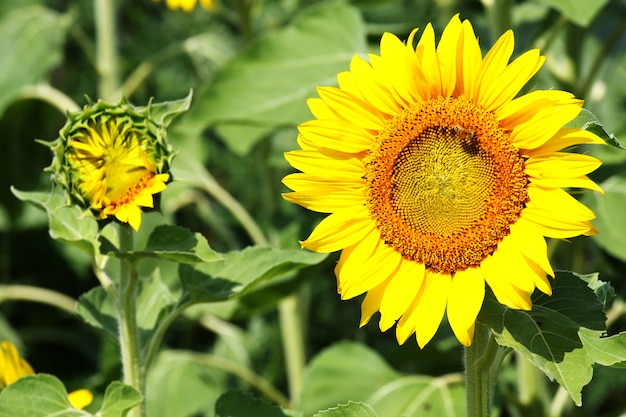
[117,224,145,417]
[94,0,120,100]
[465,324,498,417]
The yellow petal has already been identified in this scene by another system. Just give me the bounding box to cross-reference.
[349,56,402,115]
[508,217,554,278]
[307,98,336,120]
[447,267,485,346]
[284,150,364,179]
[68,389,93,410]
[298,119,375,153]
[476,30,514,107]
[301,207,374,253]
[413,270,451,348]
[435,14,462,97]
[497,90,575,128]
[416,23,442,98]
[282,187,365,213]
[524,128,606,157]
[378,260,425,331]
[360,279,388,327]
[457,19,482,98]
[525,152,602,180]
[336,229,403,300]
[282,173,365,192]
[317,87,386,130]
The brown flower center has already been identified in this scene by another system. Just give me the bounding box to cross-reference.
[365,96,528,273]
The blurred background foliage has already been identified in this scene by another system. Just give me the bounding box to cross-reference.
[0,0,625,416]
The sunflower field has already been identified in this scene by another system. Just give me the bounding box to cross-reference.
[1,0,626,416]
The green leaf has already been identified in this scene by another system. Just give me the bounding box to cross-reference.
[478,271,607,405]
[0,5,70,117]
[179,247,327,303]
[146,350,226,417]
[583,173,626,261]
[215,390,299,417]
[367,375,465,417]
[106,224,222,264]
[76,287,118,341]
[179,1,366,155]
[314,402,378,417]
[0,374,90,417]
[144,90,193,127]
[99,381,142,417]
[11,188,100,256]
[578,329,626,367]
[565,108,625,149]
[532,0,609,27]
[299,341,401,417]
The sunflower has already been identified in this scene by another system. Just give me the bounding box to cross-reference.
[48,98,174,231]
[282,15,603,347]
[159,0,216,12]
[0,341,93,409]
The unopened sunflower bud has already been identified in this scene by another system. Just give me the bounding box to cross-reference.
[44,94,190,231]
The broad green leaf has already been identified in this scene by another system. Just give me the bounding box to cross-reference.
[11,188,100,256]
[76,287,118,341]
[99,381,142,417]
[478,271,607,405]
[215,390,299,417]
[105,224,222,264]
[566,108,624,149]
[314,402,378,417]
[583,173,626,261]
[533,0,609,27]
[179,2,366,155]
[0,5,70,117]
[367,375,465,417]
[299,341,401,417]
[578,329,626,367]
[146,351,227,417]
[179,247,327,303]
[0,374,90,417]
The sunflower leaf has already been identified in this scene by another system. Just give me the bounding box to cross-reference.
[565,108,625,149]
[104,225,222,264]
[177,1,366,155]
[10,187,100,257]
[313,402,378,417]
[179,247,327,303]
[533,0,609,27]
[0,374,91,417]
[99,381,143,417]
[215,390,300,417]
[478,270,608,405]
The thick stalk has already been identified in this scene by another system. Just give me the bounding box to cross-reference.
[117,224,144,417]
[465,324,499,417]
[94,0,120,100]
[279,293,306,407]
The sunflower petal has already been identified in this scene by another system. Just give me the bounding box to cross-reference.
[301,207,374,253]
[447,267,485,346]
[414,270,452,348]
[378,260,426,331]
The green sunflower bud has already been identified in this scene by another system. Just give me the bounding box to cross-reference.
[43,92,192,231]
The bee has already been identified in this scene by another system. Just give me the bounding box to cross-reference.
[452,125,476,142]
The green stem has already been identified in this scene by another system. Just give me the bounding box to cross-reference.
[94,0,120,100]
[0,285,77,315]
[465,324,499,417]
[143,299,191,371]
[117,224,144,417]
[279,293,306,407]
[17,84,80,114]
[482,0,513,41]
[189,351,290,408]
[232,0,253,44]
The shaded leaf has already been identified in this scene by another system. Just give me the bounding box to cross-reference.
[367,375,465,417]
[179,247,327,303]
[106,224,222,264]
[0,5,70,117]
[179,2,366,155]
[583,173,626,261]
[566,108,625,149]
[99,381,142,417]
[147,351,226,417]
[478,271,607,405]
[215,390,299,417]
[533,0,609,27]
[0,374,90,417]
[299,341,401,417]
[314,402,378,417]
[11,187,100,256]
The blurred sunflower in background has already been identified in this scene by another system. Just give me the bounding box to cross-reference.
[283,14,603,348]
[0,341,92,409]
[156,0,216,12]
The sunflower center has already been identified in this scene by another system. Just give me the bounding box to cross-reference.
[365,96,528,273]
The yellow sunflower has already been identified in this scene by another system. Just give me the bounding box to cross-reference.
[48,98,175,232]
[160,0,216,12]
[0,341,93,409]
[283,15,603,348]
